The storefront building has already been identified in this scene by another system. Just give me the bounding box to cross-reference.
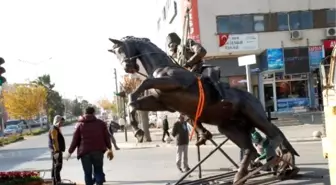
[156,0,336,113]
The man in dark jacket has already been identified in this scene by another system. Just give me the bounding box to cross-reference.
[172,113,190,173]
[49,115,66,185]
[162,115,170,142]
[67,107,113,185]
[108,121,120,150]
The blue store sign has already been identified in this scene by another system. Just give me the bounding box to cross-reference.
[309,46,324,69]
[277,98,309,112]
[267,48,284,70]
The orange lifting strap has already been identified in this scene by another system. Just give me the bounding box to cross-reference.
[189,77,205,140]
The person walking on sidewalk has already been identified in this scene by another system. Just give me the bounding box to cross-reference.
[49,115,66,185]
[172,113,190,173]
[66,107,114,185]
[162,115,171,143]
[108,121,120,150]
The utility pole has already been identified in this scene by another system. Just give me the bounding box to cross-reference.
[113,68,119,113]
[114,69,128,142]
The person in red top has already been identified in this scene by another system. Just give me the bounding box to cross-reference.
[66,107,113,185]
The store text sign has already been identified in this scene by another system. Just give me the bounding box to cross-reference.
[219,33,259,52]
[323,40,336,50]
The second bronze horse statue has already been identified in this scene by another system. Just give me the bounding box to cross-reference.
[108,36,299,183]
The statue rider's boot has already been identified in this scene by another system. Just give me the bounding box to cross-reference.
[196,129,213,146]
[213,81,228,103]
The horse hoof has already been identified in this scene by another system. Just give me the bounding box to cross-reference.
[233,170,248,185]
[195,138,207,146]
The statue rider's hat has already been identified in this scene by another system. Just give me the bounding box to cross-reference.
[166,32,181,46]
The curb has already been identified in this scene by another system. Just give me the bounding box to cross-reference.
[116,138,321,149]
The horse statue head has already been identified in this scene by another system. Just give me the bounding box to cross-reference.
[108,37,140,74]
[108,36,177,77]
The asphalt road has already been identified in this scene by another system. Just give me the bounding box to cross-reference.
[0,124,330,185]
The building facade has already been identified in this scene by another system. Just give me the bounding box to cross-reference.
[156,0,336,113]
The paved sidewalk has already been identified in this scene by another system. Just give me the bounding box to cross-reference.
[6,123,328,185]
[114,124,324,149]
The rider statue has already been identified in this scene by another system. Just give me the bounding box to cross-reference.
[166,32,226,101]
[166,32,228,145]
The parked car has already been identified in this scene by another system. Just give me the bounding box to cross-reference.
[26,119,40,128]
[4,125,23,136]
[149,114,157,128]
[5,119,28,129]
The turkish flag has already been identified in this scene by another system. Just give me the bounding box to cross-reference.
[219,33,229,47]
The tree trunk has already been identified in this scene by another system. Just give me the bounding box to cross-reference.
[139,111,151,142]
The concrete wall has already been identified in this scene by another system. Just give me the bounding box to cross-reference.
[197,0,335,57]
[155,0,184,50]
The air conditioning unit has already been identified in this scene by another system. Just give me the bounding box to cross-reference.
[326,27,336,37]
[290,30,303,40]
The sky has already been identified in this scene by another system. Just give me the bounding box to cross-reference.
[0,0,159,103]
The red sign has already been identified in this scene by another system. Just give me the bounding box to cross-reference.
[308,45,323,52]
[181,0,201,43]
[323,40,336,50]
[218,33,228,47]
[229,76,246,87]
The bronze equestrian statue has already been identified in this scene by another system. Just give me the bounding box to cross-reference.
[107,36,299,183]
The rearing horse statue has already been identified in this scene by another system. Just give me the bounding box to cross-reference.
[108,36,299,183]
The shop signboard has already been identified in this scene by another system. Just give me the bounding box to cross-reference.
[219,33,259,52]
[284,47,310,75]
[277,98,309,112]
[323,39,336,50]
[267,48,284,70]
[309,46,324,70]
[181,0,201,43]
[228,76,246,88]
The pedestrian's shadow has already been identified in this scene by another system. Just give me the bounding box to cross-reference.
[246,166,329,185]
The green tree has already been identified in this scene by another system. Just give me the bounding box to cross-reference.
[32,74,64,126]
[63,98,73,117]
[48,90,64,123]
[80,99,89,111]
[71,99,82,117]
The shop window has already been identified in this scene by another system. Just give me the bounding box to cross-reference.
[326,9,336,26]
[216,16,230,33]
[216,15,254,34]
[229,15,253,34]
[277,11,313,31]
[276,81,308,99]
[276,77,310,112]
[277,13,289,31]
[300,11,313,29]
[253,15,265,32]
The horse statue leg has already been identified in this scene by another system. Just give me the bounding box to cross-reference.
[128,77,182,142]
[129,95,170,142]
[217,123,258,184]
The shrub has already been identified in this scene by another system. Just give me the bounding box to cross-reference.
[0,135,24,146]
[0,171,43,185]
